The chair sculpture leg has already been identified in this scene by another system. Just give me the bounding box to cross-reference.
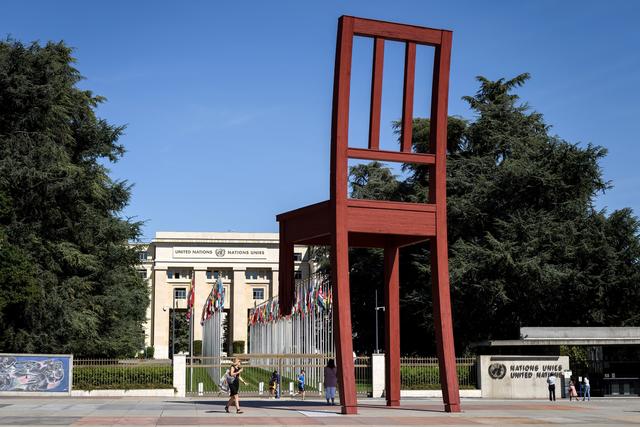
[384,244,401,406]
[331,231,357,414]
[430,237,461,413]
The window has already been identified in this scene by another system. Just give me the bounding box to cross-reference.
[253,288,265,300]
[137,269,147,279]
[138,251,148,261]
[174,288,186,300]
[294,270,303,280]
[206,270,222,280]
[293,252,303,261]
[245,269,271,281]
[167,268,191,280]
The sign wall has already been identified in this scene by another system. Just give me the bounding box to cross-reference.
[479,355,570,399]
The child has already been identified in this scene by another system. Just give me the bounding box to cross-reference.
[297,369,306,400]
[569,379,578,401]
[268,370,280,399]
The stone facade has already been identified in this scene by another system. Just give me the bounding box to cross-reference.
[135,232,311,359]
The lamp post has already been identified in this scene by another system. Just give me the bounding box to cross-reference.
[374,290,385,353]
[172,292,176,358]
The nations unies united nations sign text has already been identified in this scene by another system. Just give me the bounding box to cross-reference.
[172,247,267,259]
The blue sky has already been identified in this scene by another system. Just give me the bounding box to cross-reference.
[3,1,639,240]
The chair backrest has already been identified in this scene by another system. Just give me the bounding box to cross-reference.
[329,16,452,207]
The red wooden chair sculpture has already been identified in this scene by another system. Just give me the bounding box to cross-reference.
[277,16,460,414]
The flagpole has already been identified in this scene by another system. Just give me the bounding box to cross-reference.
[189,272,195,393]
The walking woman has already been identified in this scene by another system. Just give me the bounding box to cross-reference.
[324,359,337,405]
[225,358,247,414]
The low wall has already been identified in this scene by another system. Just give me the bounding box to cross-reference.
[71,389,175,397]
[479,355,569,399]
[401,389,481,398]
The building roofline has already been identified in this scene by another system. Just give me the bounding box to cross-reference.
[474,338,640,347]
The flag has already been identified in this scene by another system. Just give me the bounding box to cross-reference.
[217,277,225,309]
[317,287,326,310]
[186,273,195,320]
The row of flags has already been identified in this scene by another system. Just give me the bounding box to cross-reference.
[184,274,226,324]
[201,277,226,325]
[248,280,333,326]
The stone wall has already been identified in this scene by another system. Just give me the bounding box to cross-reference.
[479,355,569,399]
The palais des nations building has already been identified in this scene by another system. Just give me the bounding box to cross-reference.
[136,232,312,359]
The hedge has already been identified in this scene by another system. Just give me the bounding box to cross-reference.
[73,365,173,390]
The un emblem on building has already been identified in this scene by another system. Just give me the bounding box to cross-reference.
[488,363,507,379]
[215,249,225,257]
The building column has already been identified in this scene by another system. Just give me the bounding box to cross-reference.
[192,268,209,343]
[231,268,248,353]
[271,269,278,300]
[152,267,170,359]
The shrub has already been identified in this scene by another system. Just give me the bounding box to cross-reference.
[232,340,245,354]
[73,364,172,390]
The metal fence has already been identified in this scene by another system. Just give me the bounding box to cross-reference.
[73,359,173,390]
[186,354,371,397]
[248,273,333,356]
[400,357,478,389]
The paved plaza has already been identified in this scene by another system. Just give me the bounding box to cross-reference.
[0,397,638,426]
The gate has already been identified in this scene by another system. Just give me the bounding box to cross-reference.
[186,354,372,397]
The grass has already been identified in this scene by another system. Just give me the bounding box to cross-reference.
[186,367,220,392]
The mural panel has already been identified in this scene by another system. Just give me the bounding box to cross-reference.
[0,354,71,393]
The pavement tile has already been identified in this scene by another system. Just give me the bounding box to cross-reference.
[0,397,638,426]
[0,416,82,425]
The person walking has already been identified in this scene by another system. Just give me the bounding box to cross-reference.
[297,369,306,400]
[225,358,247,414]
[547,372,557,401]
[324,359,337,405]
[583,376,591,401]
[569,379,578,401]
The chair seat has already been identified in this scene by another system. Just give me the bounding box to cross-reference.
[276,199,437,248]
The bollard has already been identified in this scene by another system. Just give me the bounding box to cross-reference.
[198,382,203,396]
[259,381,264,395]
[289,381,294,396]
[319,382,323,396]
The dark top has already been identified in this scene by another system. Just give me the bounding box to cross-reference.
[324,366,337,388]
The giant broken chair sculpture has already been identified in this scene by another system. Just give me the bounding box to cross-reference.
[277,16,461,414]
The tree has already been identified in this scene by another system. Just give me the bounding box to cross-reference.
[0,40,148,357]
[347,74,640,354]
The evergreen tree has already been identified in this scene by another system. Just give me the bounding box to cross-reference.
[0,40,148,357]
[348,74,640,354]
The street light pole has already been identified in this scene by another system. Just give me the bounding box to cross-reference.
[171,292,176,358]
[374,290,385,353]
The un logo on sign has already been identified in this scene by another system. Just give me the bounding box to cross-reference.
[488,363,507,379]
[215,249,225,257]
